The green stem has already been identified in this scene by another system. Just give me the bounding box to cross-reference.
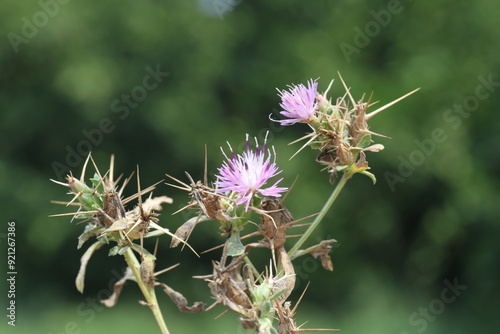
[288,172,351,259]
[243,255,263,283]
[123,248,170,334]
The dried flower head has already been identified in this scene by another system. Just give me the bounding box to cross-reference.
[276,79,318,125]
[215,132,288,211]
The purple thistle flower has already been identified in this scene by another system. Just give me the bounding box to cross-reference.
[215,133,288,211]
[276,79,318,125]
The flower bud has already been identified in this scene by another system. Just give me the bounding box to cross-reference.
[67,176,102,210]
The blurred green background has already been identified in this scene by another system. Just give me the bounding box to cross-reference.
[1,0,499,333]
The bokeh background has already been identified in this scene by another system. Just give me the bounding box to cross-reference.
[1,1,499,333]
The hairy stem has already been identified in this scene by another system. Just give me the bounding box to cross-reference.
[288,173,351,258]
[123,248,170,334]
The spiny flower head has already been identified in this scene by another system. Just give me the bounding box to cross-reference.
[273,74,419,183]
[215,133,287,211]
[276,79,318,125]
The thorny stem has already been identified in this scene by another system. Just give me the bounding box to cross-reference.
[123,248,170,334]
[288,172,351,259]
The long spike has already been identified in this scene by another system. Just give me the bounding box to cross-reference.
[49,210,99,217]
[184,171,196,186]
[66,191,83,207]
[165,182,191,192]
[292,281,310,314]
[289,133,320,160]
[367,88,421,119]
[323,79,334,97]
[91,169,109,195]
[154,263,181,277]
[366,129,392,139]
[50,200,80,206]
[109,155,115,185]
[337,72,356,107]
[89,154,103,183]
[165,173,191,189]
[80,153,92,182]
[122,180,163,205]
[282,175,299,203]
[118,171,135,197]
[289,132,315,146]
[149,222,199,257]
[50,179,69,187]
[136,166,143,208]
[171,202,198,215]
[204,144,208,186]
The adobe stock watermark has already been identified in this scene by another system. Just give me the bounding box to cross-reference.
[399,277,467,334]
[51,64,169,181]
[292,235,339,291]
[339,0,404,64]
[385,73,500,191]
[47,267,127,334]
[7,0,72,54]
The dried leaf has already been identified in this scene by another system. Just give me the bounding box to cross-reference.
[170,216,203,248]
[101,267,134,307]
[355,151,369,169]
[76,240,105,293]
[77,224,103,249]
[292,239,337,271]
[364,143,384,152]
[102,216,135,233]
[150,222,199,257]
[310,239,336,271]
[142,196,173,212]
[159,283,205,313]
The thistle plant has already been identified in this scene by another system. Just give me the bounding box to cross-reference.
[51,155,195,334]
[52,73,417,333]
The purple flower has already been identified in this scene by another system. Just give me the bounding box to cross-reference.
[276,79,318,125]
[215,133,288,211]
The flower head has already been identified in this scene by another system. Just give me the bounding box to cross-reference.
[215,133,287,211]
[276,79,318,125]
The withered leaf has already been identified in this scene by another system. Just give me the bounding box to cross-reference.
[292,239,337,271]
[364,143,384,152]
[101,267,134,307]
[102,216,135,233]
[142,196,173,212]
[76,240,105,293]
[310,239,336,271]
[159,283,205,313]
[170,216,206,248]
[77,224,104,249]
